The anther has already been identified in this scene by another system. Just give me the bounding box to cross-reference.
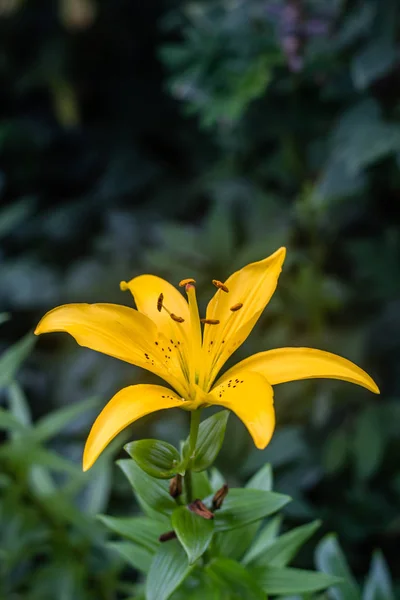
[212,484,229,510]
[170,313,185,323]
[188,499,214,520]
[157,293,164,312]
[179,278,196,287]
[200,318,220,325]
[230,302,243,312]
[159,530,177,542]
[169,474,183,498]
[212,279,229,293]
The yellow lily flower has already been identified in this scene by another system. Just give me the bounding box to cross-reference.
[34,247,379,471]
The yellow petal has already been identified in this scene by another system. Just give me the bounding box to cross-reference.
[35,303,188,396]
[219,347,380,394]
[202,247,286,389]
[121,274,191,378]
[209,371,275,449]
[83,384,184,470]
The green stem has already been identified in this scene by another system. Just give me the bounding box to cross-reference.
[184,409,202,502]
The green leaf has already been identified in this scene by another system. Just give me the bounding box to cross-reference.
[0,313,10,326]
[108,541,153,573]
[323,429,349,474]
[117,459,177,516]
[249,520,321,568]
[191,470,212,500]
[172,505,214,564]
[352,409,384,480]
[192,411,229,472]
[242,515,282,565]
[315,534,361,600]
[214,488,290,532]
[212,522,260,561]
[0,407,27,433]
[7,381,31,427]
[246,463,273,491]
[209,468,225,492]
[98,515,165,552]
[125,439,181,479]
[206,558,265,600]
[251,566,342,595]
[33,397,99,442]
[363,551,394,600]
[146,540,193,600]
[82,463,112,514]
[0,333,36,388]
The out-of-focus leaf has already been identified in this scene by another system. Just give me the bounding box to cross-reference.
[0,333,36,388]
[242,515,282,565]
[246,463,273,492]
[82,463,112,514]
[362,550,394,600]
[108,541,153,573]
[251,565,341,595]
[323,429,349,474]
[248,520,321,567]
[315,534,361,600]
[352,408,385,480]
[206,557,265,600]
[33,397,99,442]
[7,381,31,427]
[0,197,35,238]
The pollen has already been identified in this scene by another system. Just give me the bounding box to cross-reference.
[170,313,185,323]
[157,293,164,312]
[179,278,196,287]
[230,302,243,311]
[201,318,220,325]
[212,280,229,293]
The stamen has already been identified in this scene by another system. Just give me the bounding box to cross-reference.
[212,279,229,293]
[201,318,220,325]
[230,302,243,312]
[170,313,185,323]
[179,278,196,287]
[157,293,164,312]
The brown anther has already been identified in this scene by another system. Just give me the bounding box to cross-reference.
[230,302,243,312]
[170,313,185,323]
[188,499,214,520]
[200,318,220,325]
[157,293,164,312]
[212,484,229,510]
[179,278,196,287]
[212,280,229,293]
[169,474,183,498]
[159,530,177,542]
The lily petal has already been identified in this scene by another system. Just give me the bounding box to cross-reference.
[203,247,286,388]
[210,372,275,449]
[219,347,380,394]
[35,303,188,396]
[83,384,184,470]
[121,274,191,377]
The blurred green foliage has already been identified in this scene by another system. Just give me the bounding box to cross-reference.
[1,0,400,596]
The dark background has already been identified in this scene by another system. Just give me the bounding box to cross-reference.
[1,0,400,598]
